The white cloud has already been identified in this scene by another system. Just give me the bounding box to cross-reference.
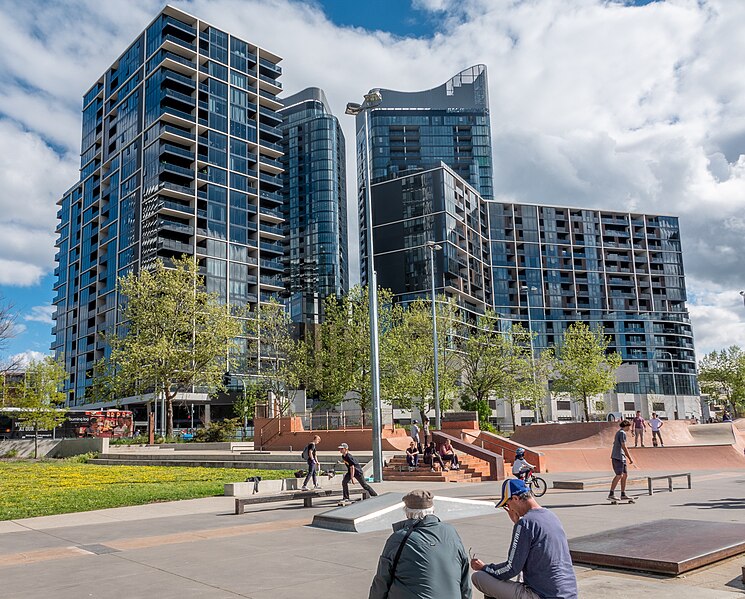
[0,0,743,357]
[24,305,55,326]
[8,350,48,368]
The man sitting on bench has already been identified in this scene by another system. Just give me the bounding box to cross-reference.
[338,443,378,506]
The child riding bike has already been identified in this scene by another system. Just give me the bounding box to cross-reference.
[512,448,535,480]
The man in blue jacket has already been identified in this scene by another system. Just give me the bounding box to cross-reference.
[470,479,577,599]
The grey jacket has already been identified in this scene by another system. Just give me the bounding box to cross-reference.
[368,515,472,599]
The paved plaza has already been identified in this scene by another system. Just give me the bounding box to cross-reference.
[0,471,743,598]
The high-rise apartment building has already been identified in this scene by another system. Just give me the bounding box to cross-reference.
[355,65,493,284]
[370,165,698,423]
[52,6,284,405]
[371,164,491,318]
[489,201,698,423]
[278,88,348,327]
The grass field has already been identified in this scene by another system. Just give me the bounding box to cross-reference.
[0,460,294,521]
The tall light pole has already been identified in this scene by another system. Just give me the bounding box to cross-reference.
[346,90,384,482]
[427,241,443,430]
[521,284,539,423]
[658,350,679,419]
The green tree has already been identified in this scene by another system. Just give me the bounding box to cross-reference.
[232,379,264,439]
[6,357,68,458]
[383,297,460,423]
[104,256,242,436]
[0,295,19,374]
[493,324,539,429]
[698,345,745,417]
[459,311,506,408]
[309,286,395,423]
[553,322,622,420]
[245,299,305,416]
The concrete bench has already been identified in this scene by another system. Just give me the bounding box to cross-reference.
[235,488,369,514]
[647,473,691,495]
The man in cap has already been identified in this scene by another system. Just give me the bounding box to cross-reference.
[338,443,378,506]
[369,489,471,599]
[470,479,577,599]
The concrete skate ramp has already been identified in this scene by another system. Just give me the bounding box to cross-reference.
[310,492,496,533]
[539,444,745,472]
[570,519,745,575]
[511,421,735,449]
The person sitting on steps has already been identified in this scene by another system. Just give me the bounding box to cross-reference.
[405,440,420,471]
[440,439,460,470]
[424,441,446,472]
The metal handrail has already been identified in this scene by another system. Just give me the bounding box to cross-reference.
[431,430,504,481]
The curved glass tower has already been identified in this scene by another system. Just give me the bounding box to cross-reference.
[279,88,348,326]
[356,65,493,283]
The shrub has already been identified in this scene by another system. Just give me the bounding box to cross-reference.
[64,452,98,463]
[193,418,240,442]
[1,449,18,459]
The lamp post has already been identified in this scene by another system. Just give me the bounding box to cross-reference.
[427,241,443,430]
[521,285,539,423]
[740,290,745,307]
[658,351,679,419]
[346,90,384,482]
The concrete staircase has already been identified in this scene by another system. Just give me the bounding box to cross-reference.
[383,453,490,483]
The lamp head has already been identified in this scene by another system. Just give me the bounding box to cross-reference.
[364,89,383,106]
[345,102,362,116]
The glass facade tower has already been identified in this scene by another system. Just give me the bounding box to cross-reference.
[278,88,348,326]
[489,201,698,417]
[52,6,284,405]
[356,65,493,284]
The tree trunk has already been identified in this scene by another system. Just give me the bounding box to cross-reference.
[509,400,517,431]
[166,387,175,437]
[583,394,590,421]
[34,426,39,459]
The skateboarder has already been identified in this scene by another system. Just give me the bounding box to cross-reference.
[301,434,321,491]
[649,413,664,447]
[608,420,634,502]
[337,443,377,506]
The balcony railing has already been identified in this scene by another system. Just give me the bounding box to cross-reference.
[161,33,196,52]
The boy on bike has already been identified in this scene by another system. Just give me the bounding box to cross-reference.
[512,448,535,480]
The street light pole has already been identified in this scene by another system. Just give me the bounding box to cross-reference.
[427,241,443,430]
[346,90,384,482]
[659,350,679,419]
[521,285,539,423]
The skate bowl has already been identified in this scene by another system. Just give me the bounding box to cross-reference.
[510,420,745,472]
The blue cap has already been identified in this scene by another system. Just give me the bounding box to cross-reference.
[495,479,530,508]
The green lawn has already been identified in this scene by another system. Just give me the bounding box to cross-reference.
[0,460,293,521]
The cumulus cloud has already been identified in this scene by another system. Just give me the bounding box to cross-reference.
[0,0,743,356]
[24,305,55,326]
[8,350,48,368]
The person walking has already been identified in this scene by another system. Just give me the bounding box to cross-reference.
[423,417,430,447]
[369,489,472,599]
[470,479,577,599]
[301,434,321,491]
[649,413,664,447]
[632,410,646,447]
[608,419,634,502]
[338,443,378,506]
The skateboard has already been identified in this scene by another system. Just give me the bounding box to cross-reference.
[608,497,636,505]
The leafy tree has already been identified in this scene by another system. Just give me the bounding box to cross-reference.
[553,322,622,420]
[308,286,395,423]
[383,296,460,423]
[459,310,507,407]
[492,324,540,429]
[245,299,304,416]
[104,256,242,436]
[232,379,264,439]
[5,357,68,458]
[698,345,745,417]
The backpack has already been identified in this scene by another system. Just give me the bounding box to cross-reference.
[302,444,311,460]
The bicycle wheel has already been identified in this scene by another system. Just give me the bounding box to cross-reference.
[531,476,547,497]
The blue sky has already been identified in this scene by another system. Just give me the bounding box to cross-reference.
[1,0,744,364]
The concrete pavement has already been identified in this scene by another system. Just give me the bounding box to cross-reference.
[0,472,743,598]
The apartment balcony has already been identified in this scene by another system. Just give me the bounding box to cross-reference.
[157,198,194,217]
[260,241,283,254]
[160,142,195,161]
[259,154,283,172]
[258,87,283,111]
[159,161,194,181]
[260,275,284,289]
[260,190,283,204]
[158,181,195,199]
[259,206,283,222]
[260,259,283,272]
[157,237,194,254]
[160,105,196,127]
[259,172,282,189]
[259,122,282,141]
[157,218,194,236]
[162,88,196,110]
[162,15,197,39]
[259,223,283,238]
[161,33,197,55]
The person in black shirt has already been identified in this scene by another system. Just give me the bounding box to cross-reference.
[301,435,321,491]
[338,443,377,505]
